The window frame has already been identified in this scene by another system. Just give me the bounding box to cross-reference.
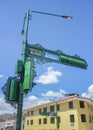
[39,119,42,124]
[30,120,33,125]
[39,108,41,114]
[81,114,86,122]
[27,120,29,125]
[30,110,34,116]
[50,105,54,112]
[43,107,47,113]
[50,117,55,124]
[57,104,60,111]
[70,114,75,122]
[69,101,73,109]
[57,116,61,123]
[80,101,85,108]
[43,118,47,124]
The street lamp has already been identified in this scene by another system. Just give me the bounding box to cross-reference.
[21,10,73,61]
[16,10,73,130]
[21,10,73,40]
[31,10,73,19]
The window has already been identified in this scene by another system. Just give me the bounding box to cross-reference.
[88,103,89,109]
[89,115,92,123]
[39,119,42,124]
[39,109,41,114]
[30,120,33,125]
[81,114,86,122]
[57,116,60,123]
[90,105,92,112]
[50,117,55,124]
[92,106,93,112]
[43,118,47,124]
[57,104,60,111]
[69,101,73,109]
[27,112,29,116]
[30,110,34,116]
[92,116,93,123]
[70,115,75,122]
[27,120,29,125]
[80,101,84,108]
[50,105,54,112]
[43,107,47,113]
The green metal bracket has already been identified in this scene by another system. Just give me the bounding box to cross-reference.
[27,43,88,69]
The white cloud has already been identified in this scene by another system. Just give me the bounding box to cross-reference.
[1,83,93,114]
[88,84,93,93]
[35,67,62,84]
[82,84,93,99]
[23,89,67,110]
[82,93,89,98]
[42,89,67,98]
[23,95,50,110]
[28,95,38,101]
[0,95,16,115]
[0,74,4,78]
[0,94,39,114]
[0,88,67,114]
[42,91,56,97]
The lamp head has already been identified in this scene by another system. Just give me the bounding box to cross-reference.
[61,15,73,20]
[21,30,24,35]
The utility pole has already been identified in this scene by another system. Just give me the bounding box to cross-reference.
[16,10,31,130]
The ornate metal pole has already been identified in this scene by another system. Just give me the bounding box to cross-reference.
[16,10,31,130]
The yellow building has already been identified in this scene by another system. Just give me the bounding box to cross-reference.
[24,94,93,130]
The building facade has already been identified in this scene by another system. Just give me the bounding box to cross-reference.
[24,94,93,130]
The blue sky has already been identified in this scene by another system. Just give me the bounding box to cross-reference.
[0,0,93,114]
